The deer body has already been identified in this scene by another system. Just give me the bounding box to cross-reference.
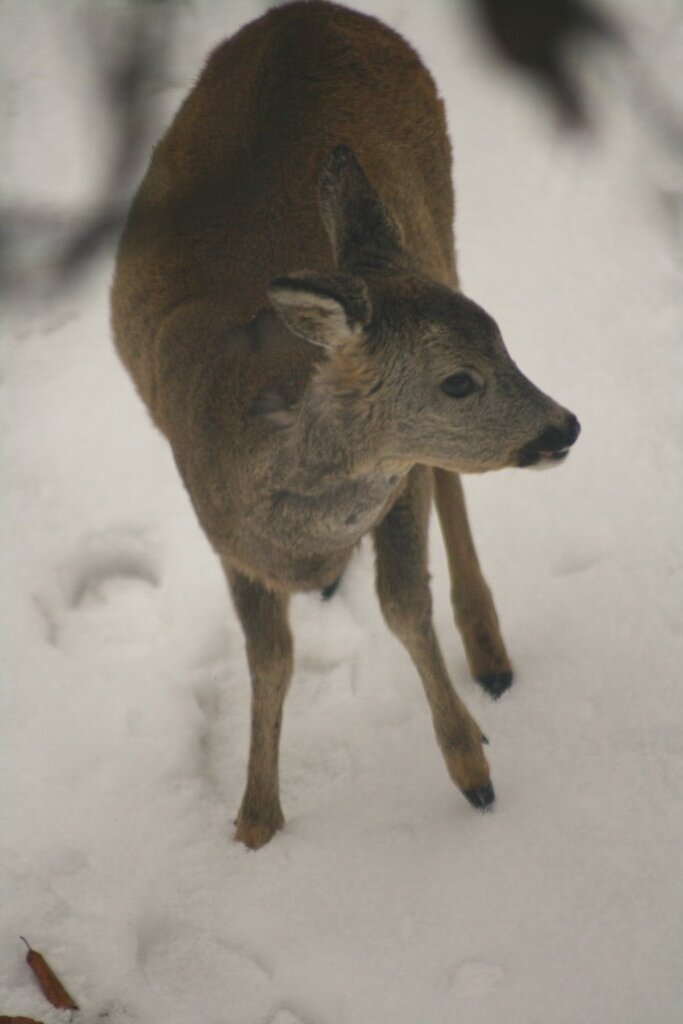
[112,1,579,848]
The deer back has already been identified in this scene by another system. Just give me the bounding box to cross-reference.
[111,1,455,430]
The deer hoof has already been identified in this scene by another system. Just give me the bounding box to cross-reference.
[234,812,284,850]
[477,671,513,699]
[464,780,495,811]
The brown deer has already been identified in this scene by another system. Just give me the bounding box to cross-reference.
[111,0,580,849]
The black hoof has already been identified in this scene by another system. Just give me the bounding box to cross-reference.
[464,781,495,811]
[321,577,342,601]
[477,671,513,699]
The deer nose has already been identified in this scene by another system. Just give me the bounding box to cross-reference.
[564,413,581,447]
[518,412,581,467]
[537,414,581,454]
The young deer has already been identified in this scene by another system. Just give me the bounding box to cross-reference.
[112,1,580,849]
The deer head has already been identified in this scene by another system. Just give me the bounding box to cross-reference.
[269,146,579,476]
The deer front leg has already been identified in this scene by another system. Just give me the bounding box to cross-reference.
[433,468,513,699]
[374,468,494,810]
[226,566,293,849]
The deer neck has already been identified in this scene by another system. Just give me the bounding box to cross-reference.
[271,374,402,503]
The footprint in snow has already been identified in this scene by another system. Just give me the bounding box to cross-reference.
[39,527,163,656]
[137,917,270,1019]
[63,527,161,606]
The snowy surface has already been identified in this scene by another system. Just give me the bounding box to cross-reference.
[1,1,682,1022]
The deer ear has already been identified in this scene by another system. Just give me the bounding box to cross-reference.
[268,272,371,349]
[319,145,406,271]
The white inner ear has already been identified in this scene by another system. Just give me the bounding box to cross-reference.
[275,289,343,318]
[270,287,356,349]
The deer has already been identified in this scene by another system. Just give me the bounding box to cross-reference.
[111,0,580,849]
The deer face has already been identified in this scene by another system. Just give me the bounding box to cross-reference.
[366,279,580,472]
[269,270,579,474]
[268,146,579,475]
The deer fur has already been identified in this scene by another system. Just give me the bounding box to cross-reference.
[111,0,580,849]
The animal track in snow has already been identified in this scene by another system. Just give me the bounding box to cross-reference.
[40,527,163,655]
[62,527,161,608]
[137,917,271,1020]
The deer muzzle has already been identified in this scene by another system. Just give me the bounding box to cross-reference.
[516,412,581,468]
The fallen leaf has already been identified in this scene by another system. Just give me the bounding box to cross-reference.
[0,1016,46,1023]
[20,938,79,1011]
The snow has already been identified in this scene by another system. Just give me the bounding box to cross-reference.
[1,1,682,1022]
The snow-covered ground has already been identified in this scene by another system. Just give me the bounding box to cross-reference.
[2,1,682,1021]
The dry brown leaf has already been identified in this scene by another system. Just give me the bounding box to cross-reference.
[20,938,79,1011]
[0,1016,46,1023]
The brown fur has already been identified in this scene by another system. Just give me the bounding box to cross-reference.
[111,1,578,848]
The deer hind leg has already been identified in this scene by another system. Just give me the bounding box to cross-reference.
[225,565,293,849]
[432,468,513,699]
[374,467,493,809]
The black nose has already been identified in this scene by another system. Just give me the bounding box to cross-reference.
[537,414,581,454]
[565,413,581,447]
[517,412,581,467]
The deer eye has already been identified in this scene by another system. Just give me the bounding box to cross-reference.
[441,372,476,399]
